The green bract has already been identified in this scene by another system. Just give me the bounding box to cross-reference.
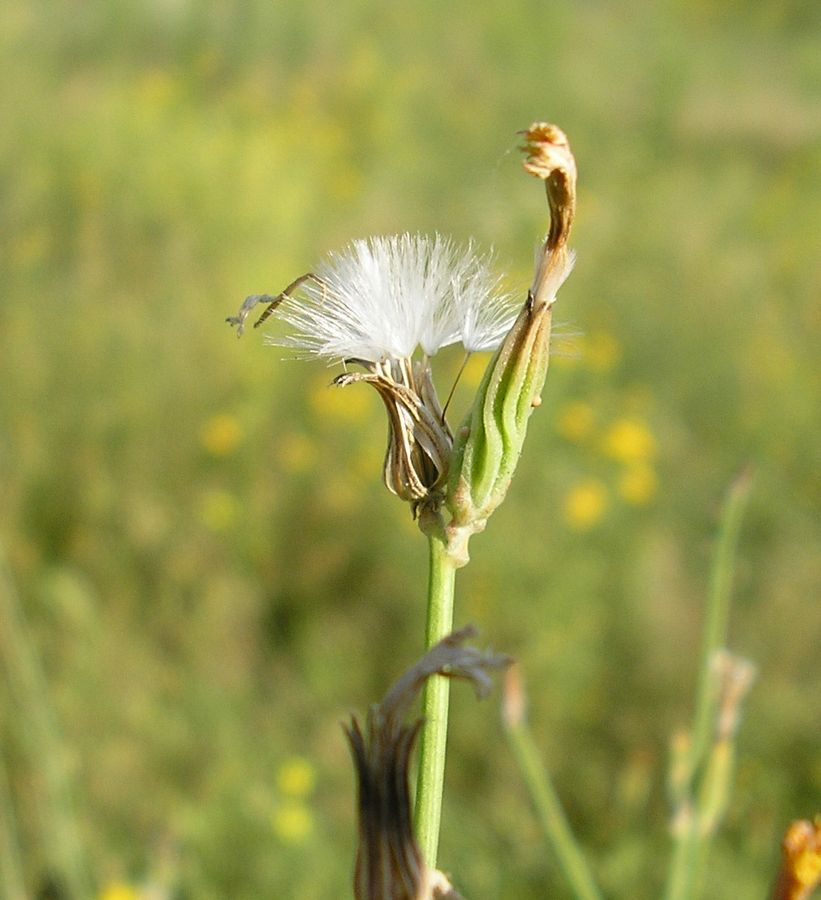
[445,123,577,548]
[447,294,553,529]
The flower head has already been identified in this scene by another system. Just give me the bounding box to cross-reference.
[273,233,515,363]
[228,234,517,517]
[227,124,577,532]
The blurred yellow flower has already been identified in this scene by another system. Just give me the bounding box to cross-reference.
[556,401,596,443]
[309,376,372,424]
[98,884,140,900]
[618,464,658,506]
[198,489,240,531]
[272,802,314,845]
[563,479,608,530]
[602,417,657,464]
[279,431,318,474]
[585,330,622,372]
[134,68,177,110]
[201,414,244,457]
[276,756,316,798]
[774,818,821,900]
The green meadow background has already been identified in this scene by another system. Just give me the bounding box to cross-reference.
[2,0,820,897]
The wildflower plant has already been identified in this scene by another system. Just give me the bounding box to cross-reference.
[228,123,576,882]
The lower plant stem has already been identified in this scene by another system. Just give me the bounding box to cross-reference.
[663,469,754,900]
[689,468,753,769]
[664,811,703,900]
[504,695,603,900]
[414,533,458,870]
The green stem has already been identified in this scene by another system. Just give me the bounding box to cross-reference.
[689,469,753,769]
[505,702,603,900]
[663,469,754,900]
[664,813,702,900]
[414,533,458,869]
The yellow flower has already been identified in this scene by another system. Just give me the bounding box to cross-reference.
[200,414,244,457]
[563,479,608,530]
[277,757,316,798]
[272,802,314,845]
[602,417,657,464]
[556,401,596,443]
[134,68,177,110]
[774,818,821,900]
[198,489,240,531]
[98,884,140,900]
[618,464,658,506]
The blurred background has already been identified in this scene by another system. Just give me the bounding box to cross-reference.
[1,0,820,897]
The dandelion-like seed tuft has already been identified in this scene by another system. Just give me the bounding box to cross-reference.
[228,233,518,517]
[273,234,514,363]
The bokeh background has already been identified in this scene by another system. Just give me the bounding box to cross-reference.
[2,0,820,897]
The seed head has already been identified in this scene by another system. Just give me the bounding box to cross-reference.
[273,234,515,364]
[229,234,517,518]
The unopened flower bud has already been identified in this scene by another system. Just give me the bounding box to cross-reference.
[446,124,577,535]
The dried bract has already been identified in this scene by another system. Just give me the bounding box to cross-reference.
[344,626,510,900]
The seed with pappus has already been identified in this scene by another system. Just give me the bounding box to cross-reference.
[228,234,518,517]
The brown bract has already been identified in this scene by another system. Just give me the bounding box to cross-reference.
[334,359,452,516]
[520,122,577,259]
[344,626,511,900]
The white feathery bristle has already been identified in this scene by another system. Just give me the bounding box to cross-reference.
[454,248,518,352]
[272,234,516,363]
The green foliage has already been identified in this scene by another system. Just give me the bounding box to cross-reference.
[1,0,819,896]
